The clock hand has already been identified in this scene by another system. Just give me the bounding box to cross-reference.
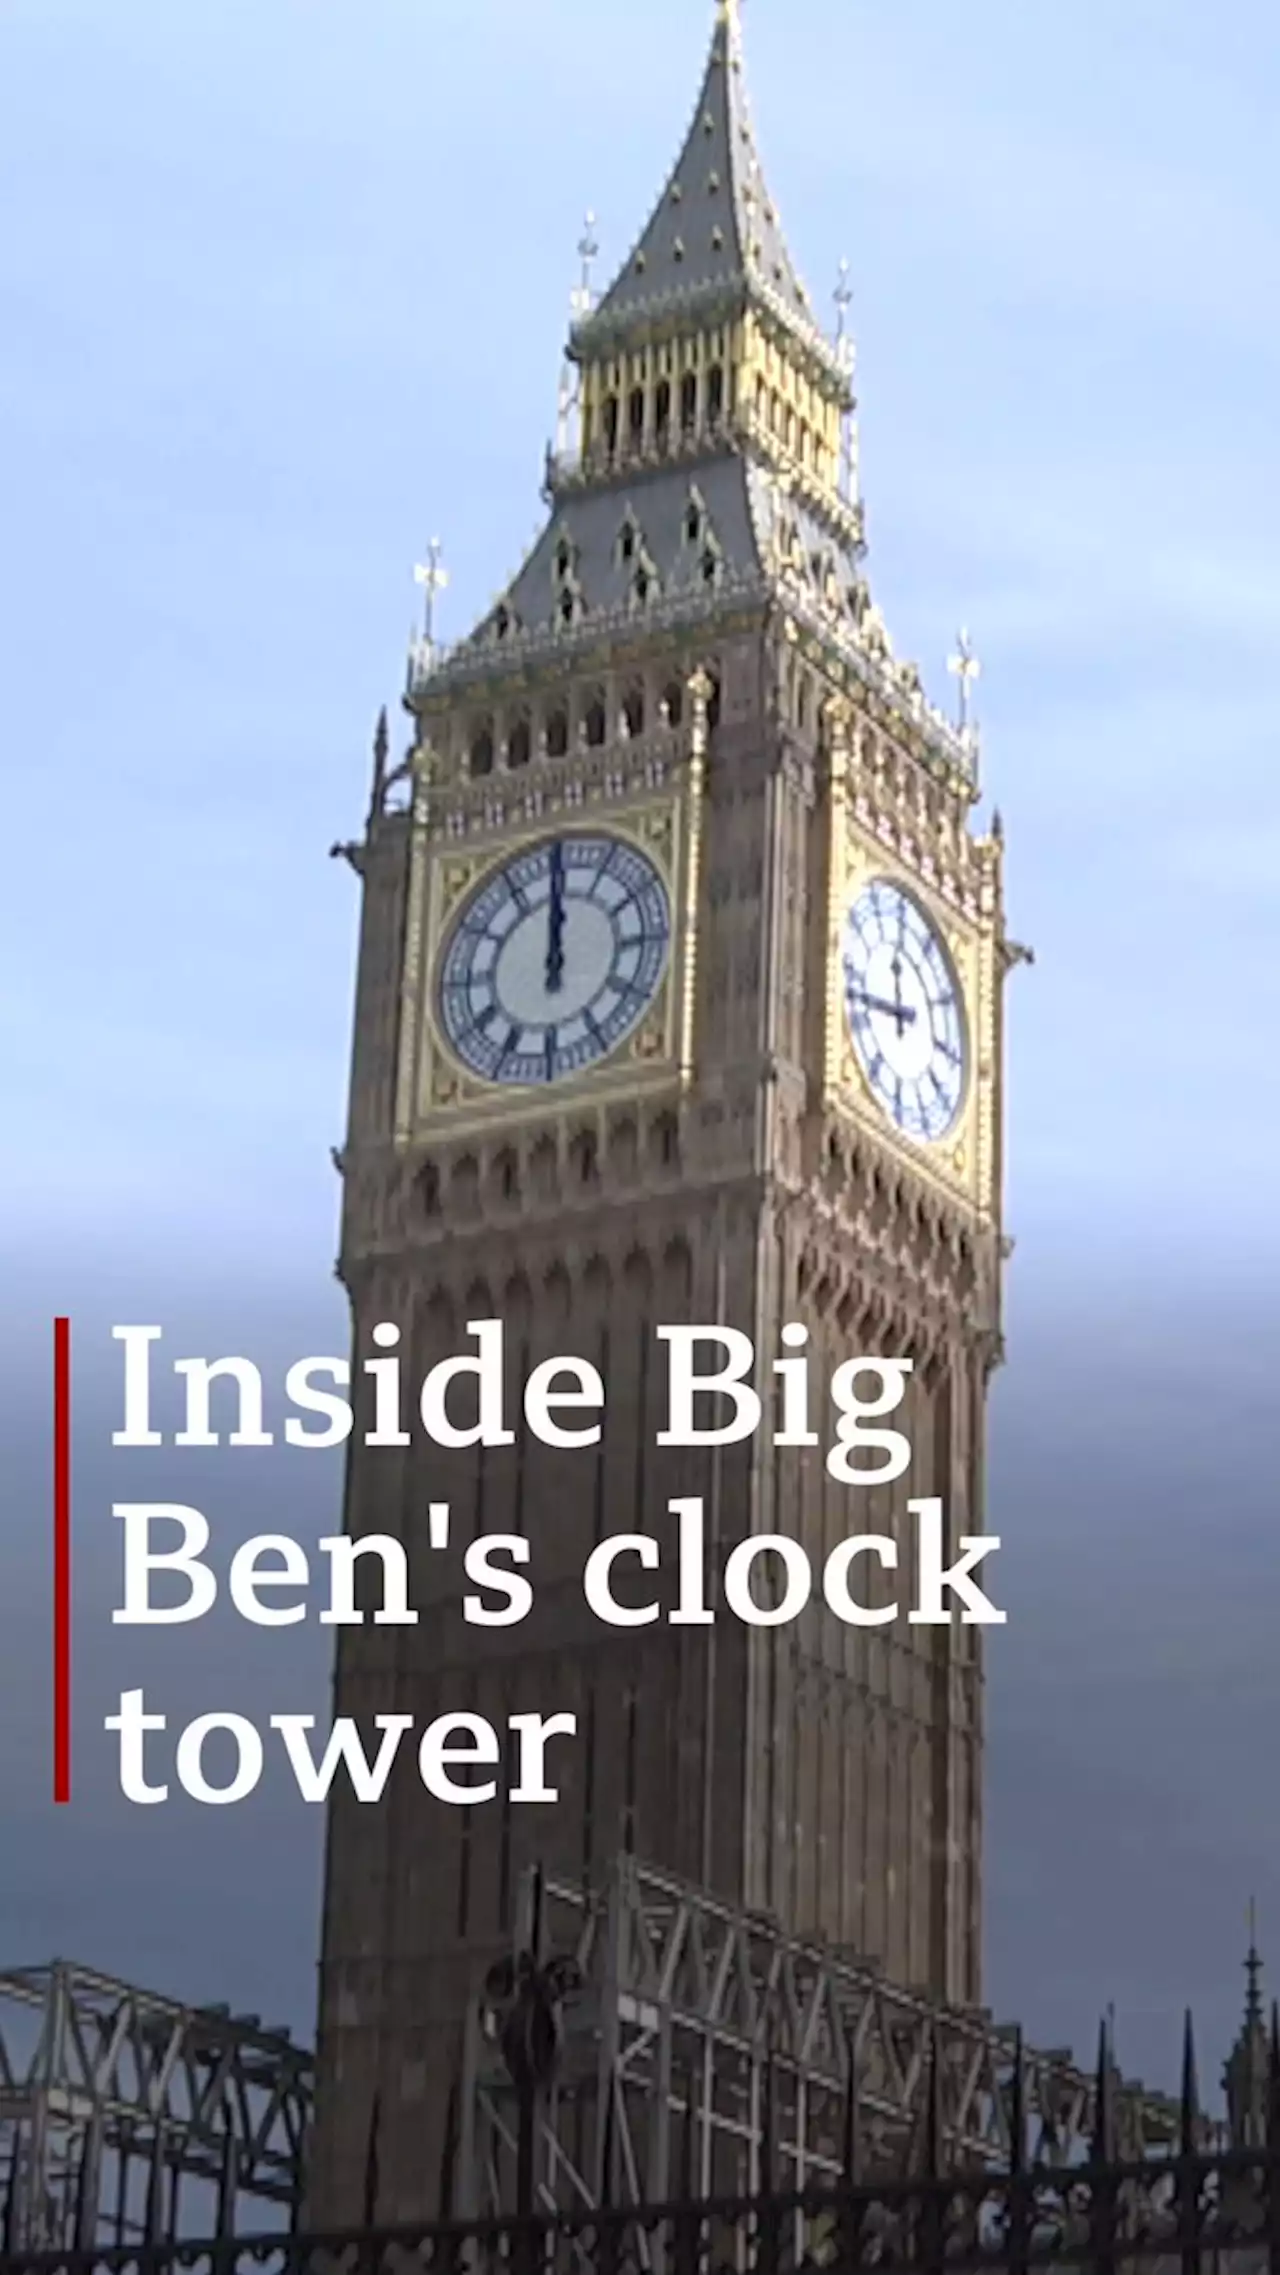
[889,949,910,1037]
[545,841,566,994]
[850,987,918,1026]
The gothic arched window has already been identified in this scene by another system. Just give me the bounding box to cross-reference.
[654,378,671,442]
[622,683,646,738]
[706,364,724,426]
[652,1111,679,1168]
[569,1129,599,1187]
[680,370,698,432]
[507,714,531,769]
[544,705,569,758]
[661,679,684,729]
[469,721,495,777]
[583,693,607,747]
[603,395,619,456]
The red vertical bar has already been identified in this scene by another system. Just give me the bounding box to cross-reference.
[53,1315,72,1803]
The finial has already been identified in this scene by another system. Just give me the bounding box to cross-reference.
[413,539,448,648]
[947,627,981,736]
[1225,1910,1269,2147]
[368,703,389,820]
[1245,1898,1264,2025]
[572,211,600,319]
[716,0,742,29]
[833,258,855,371]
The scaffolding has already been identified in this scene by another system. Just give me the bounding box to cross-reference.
[0,1867,1200,2248]
[460,1855,1194,2220]
[0,1961,311,2252]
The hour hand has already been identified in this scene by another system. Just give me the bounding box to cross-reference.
[850,987,916,1027]
[545,842,566,993]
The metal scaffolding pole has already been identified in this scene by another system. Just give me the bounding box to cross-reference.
[0,1961,311,2252]
[461,1854,1196,2221]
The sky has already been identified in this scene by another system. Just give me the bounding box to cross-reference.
[3,0,1280,2145]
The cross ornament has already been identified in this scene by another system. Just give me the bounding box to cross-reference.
[947,627,981,733]
[413,539,449,643]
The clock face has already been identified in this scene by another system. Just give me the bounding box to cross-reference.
[437,831,671,1086]
[841,878,967,1142]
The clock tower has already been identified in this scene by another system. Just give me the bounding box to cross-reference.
[310,0,1012,2225]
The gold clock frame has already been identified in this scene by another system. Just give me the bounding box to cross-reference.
[823,812,999,1219]
[394,789,702,1144]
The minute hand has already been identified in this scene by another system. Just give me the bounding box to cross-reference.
[545,842,566,993]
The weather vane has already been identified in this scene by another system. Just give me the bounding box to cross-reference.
[948,627,981,735]
[413,538,448,646]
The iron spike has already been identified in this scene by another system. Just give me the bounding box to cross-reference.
[842,2027,860,2185]
[925,2026,944,2178]
[362,2088,381,2228]
[599,2076,616,2210]
[758,2041,776,2197]
[1009,2027,1025,2177]
[1092,2014,1115,2163]
[1180,2011,1199,2155]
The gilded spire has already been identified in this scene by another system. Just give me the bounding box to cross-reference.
[572,0,837,375]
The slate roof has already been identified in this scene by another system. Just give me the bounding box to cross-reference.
[507,457,759,628]
[573,2,827,360]
[447,6,870,663]
[471,450,866,649]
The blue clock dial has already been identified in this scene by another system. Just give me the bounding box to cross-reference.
[437,832,671,1086]
[841,878,966,1143]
